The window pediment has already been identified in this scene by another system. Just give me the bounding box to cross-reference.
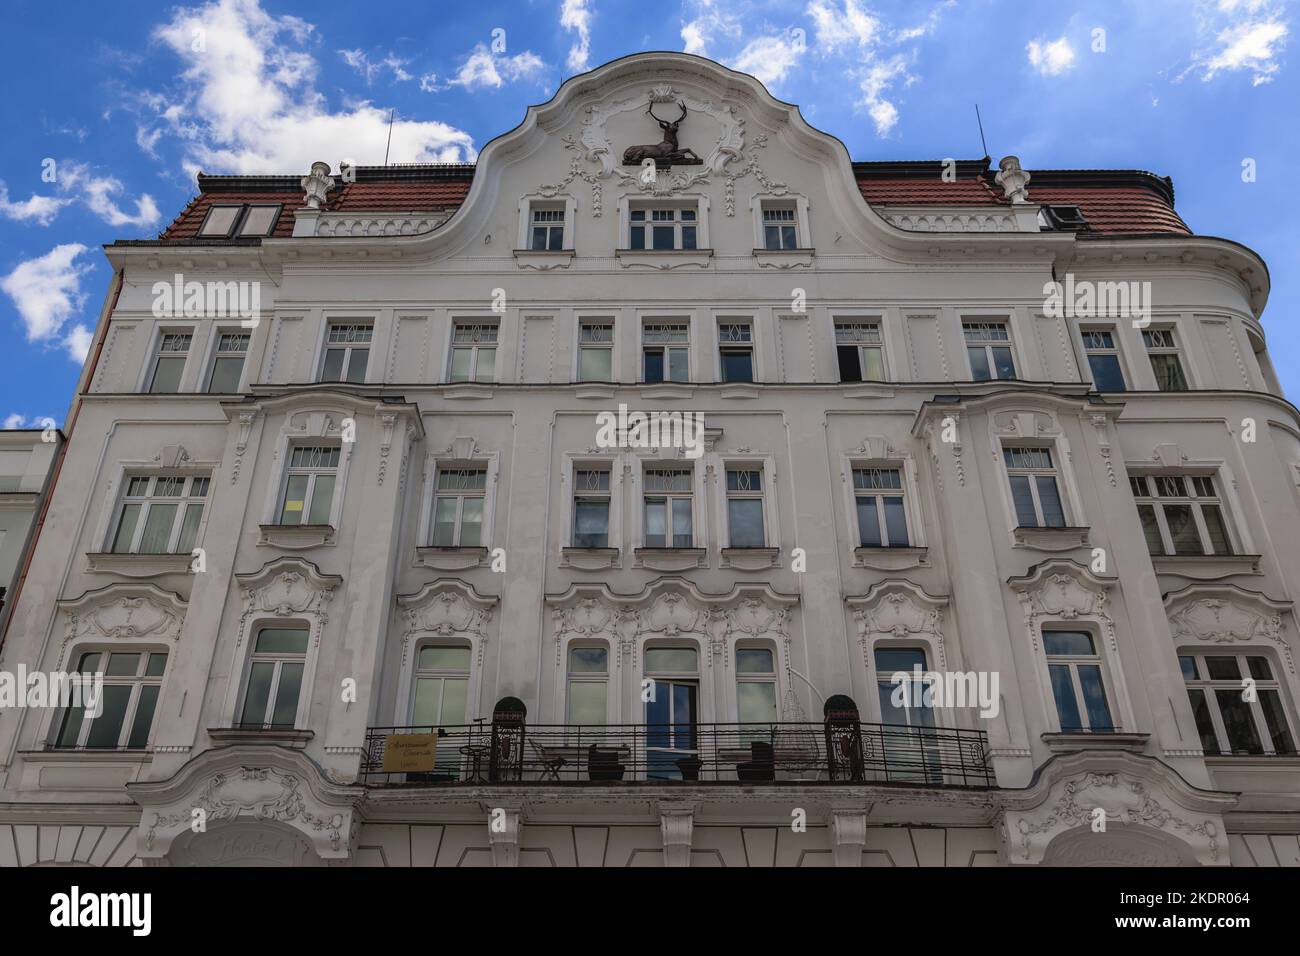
[55,583,187,667]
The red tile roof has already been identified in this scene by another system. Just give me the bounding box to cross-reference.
[153,160,1189,241]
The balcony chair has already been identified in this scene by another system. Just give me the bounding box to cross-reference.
[528,738,567,781]
[587,744,626,781]
[736,741,775,782]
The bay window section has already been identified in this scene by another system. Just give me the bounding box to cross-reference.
[572,467,611,548]
[1043,630,1114,733]
[431,467,487,547]
[1004,447,1067,529]
[278,446,339,526]
[238,627,307,730]
[1130,474,1233,556]
[725,468,765,547]
[853,467,909,548]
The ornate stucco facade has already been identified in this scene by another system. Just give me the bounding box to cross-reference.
[1,53,1298,868]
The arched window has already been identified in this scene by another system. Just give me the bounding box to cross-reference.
[50,649,168,750]
[567,644,609,724]
[412,642,472,728]
[238,625,308,729]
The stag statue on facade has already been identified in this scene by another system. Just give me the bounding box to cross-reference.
[622,100,703,166]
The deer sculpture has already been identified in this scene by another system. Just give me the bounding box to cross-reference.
[622,100,703,166]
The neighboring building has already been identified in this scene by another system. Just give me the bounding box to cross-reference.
[0,428,61,628]
[2,52,1298,867]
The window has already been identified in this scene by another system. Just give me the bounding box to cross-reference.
[1143,328,1188,391]
[1004,447,1066,528]
[875,646,940,782]
[578,320,613,381]
[320,322,371,384]
[278,446,339,526]
[736,647,778,726]
[412,643,471,727]
[853,467,909,548]
[1180,652,1296,756]
[197,205,242,238]
[431,467,486,546]
[725,468,765,548]
[1130,474,1233,556]
[644,468,693,547]
[1043,630,1114,732]
[148,332,191,393]
[630,207,697,250]
[573,467,611,548]
[50,650,167,750]
[836,321,886,383]
[718,322,754,383]
[567,645,608,724]
[529,205,565,251]
[964,322,1016,381]
[1082,328,1126,391]
[449,322,498,383]
[761,204,798,250]
[238,204,280,237]
[207,331,250,392]
[109,474,209,554]
[238,626,307,729]
[643,322,689,383]
[644,646,699,780]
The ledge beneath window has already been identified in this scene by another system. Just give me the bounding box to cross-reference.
[721,547,780,570]
[85,552,195,576]
[442,384,495,399]
[718,384,760,399]
[853,546,929,571]
[634,547,707,571]
[638,383,694,400]
[616,248,713,270]
[1011,525,1090,552]
[1041,731,1149,753]
[513,248,574,270]
[752,248,814,269]
[258,524,335,549]
[416,546,489,570]
[842,384,896,399]
[573,385,617,400]
[560,547,621,570]
[209,728,314,749]
[1151,553,1262,580]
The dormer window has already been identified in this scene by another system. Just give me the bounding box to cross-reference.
[196,203,281,238]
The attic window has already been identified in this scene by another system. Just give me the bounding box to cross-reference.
[196,203,282,238]
[1039,205,1088,231]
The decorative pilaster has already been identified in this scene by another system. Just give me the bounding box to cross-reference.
[659,803,695,867]
[830,806,868,867]
[488,806,522,867]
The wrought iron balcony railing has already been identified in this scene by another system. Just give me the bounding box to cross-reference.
[360,721,994,788]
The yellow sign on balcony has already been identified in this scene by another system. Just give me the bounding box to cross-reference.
[382,732,439,772]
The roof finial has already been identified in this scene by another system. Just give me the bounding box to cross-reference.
[995,155,1031,204]
[301,161,335,210]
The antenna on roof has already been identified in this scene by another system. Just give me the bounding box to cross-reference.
[384,109,395,166]
[974,104,989,159]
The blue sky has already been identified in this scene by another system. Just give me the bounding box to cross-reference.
[0,0,1294,427]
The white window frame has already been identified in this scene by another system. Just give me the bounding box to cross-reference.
[723,465,767,548]
[145,328,194,393]
[447,319,500,383]
[48,647,169,750]
[717,319,756,384]
[418,452,499,551]
[565,641,612,725]
[642,465,696,548]
[428,465,489,547]
[620,195,710,251]
[408,640,474,727]
[1078,325,1128,392]
[1042,627,1117,733]
[962,320,1018,381]
[276,444,341,527]
[1180,650,1297,756]
[318,321,373,384]
[641,319,691,384]
[850,466,911,548]
[732,642,780,725]
[571,464,613,548]
[516,195,576,251]
[1143,326,1190,391]
[835,319,888,383]
[1131,472,1237,556]
[106,473,210,555]
[576,318,615,383]
[750,193,810,251]
[204,328,253,393]
[1002,444,1070,529]
[842,456,926,551]
[235,623,310,730]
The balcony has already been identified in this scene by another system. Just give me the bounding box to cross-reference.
[360,720,993,789]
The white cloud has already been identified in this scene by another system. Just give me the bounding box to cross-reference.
[561,0,593,72]
[147,0,475,174]
[435,44,547,91]
[0,244,94,361]
[339,49,414,84]
[0,184,69,226]
[1026,36,1077,76]
[680,0,743,56]
[855,55,909,134]
[807,0,881,51]
[58,162,162,229]
[730,34,806,85]
[1202,17,1288,83]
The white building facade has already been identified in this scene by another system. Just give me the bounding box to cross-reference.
[1,53,1298,867]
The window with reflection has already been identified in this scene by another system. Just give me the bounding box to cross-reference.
[736,647,777,726]
[1043,629,1114,732]
[1180,652,1296,755]
[644,646,699,780]
[238,626,307,729]
[567,645,608,724]
[49,650,167,750]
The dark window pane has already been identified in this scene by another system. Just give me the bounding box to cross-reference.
[1049,664,1082,731]
[569,646,609,673]
[1088,353,1126,391]
[208,355,244,392]
[255,627,309,654]
[1205,656,1240,680]
[681,226,697,250]
[149,357,184,393]
[968,346,991,381]
[320,348,344,381]
[837,345,863,382]
[736,648,774,673]
[1246,657,1272,680]
[344,349,368,384]
[1258,690,1297,754]
[727,498,765,547]
[764,224,780,250]
[574,499,609,548]
[644,350,664,383]
[1035,476,1066,527]
[531,226,548,250]
[1077,665,1113,731]
[856,497,881,547]
[1200,505,1232,555]
[781,225,796,248]
[1009,475,1037,527]
[652,226,674,250]
[1187,689,1220,754]
[1137,504,1165,554]
[240,661,274,725]
[671,498,692,547]
[105,653,141,677]
[271,662,304,727]
[875,647,926,673]
[85,685,132,748]
[720,349,753,383]
[1178,655,1198,681]
[1043,630,1095,655]
[1215,689,1263,753]
[127,684,160,749]
[882,496,908,547]
[145,652,168,677]
[629,226,645,250]
[1164,504,1202,554]
[54,704,85,748]
[992,347,1016,379]
[1150,353,1188,391]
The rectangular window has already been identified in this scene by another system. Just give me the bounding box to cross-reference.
[1043,630,1114,732]
[239,627,308,729]
[736,647,778,726]
[573,467,611,548]
[148,332,191,393]
[278,445,339,526]
[50,650,168,750]
[964,321,1016,381]
[630,207,697,251]
[726,468,765,548]
[578,320,613,382]
[853,467,909,548]
[320,322,372,384]
[1004,447,1067,528]
[197,205,242,238]
[718,322,754,383]
[1130,474,1233,556]
[567,645,608,724]
[1180,652,1296,755]
[643,322,689,383]
[207,331,251,392]
[449,322,498,383]
[529,206,565,251]
[1082,328,1126,391]
[431,467,487,547]
[109,474,209,554]
[836,321,886,383]
[644,468,693,548]
[1143,328,1189,391]
[762,205,798,250]
[238,205,280,237]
